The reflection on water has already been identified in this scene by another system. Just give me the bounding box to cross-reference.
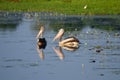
[0,12,120,80]
[37,47,44,60]
[53,47,64,60]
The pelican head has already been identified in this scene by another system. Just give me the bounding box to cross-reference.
[36,26,44,39]
[53,28,64,41]
[53,28,80,48]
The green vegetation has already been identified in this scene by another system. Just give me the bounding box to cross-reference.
[0,0,120,15]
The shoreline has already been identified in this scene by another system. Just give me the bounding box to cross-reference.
[0,11,120,17]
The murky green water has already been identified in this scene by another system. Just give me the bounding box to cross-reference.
[0,12,120,80]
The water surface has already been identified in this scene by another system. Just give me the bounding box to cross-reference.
[0,12,120,80]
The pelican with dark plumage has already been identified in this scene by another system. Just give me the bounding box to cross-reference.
[36,26,47,60]
[53,28,80,49]
[36,26,47,49]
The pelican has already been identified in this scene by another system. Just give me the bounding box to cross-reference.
[36,26,47,49]
[53,28,80,48]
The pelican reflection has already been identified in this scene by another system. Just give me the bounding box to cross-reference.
[37,46,44,60]
[53,47,64,60]
[53,45,79,60]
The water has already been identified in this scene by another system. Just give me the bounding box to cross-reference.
[0,12,120,80]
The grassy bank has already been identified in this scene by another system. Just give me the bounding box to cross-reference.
[0,0,120,15]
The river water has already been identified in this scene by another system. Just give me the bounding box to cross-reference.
[0,12,120,80]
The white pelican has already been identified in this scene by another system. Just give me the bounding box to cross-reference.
[53,28,80,48]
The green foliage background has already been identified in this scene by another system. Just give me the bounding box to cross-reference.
[0,0,120,15]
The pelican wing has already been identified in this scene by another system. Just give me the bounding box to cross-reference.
[53,28,64,41]
[60,37,79,44]
[59,37,80,48]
